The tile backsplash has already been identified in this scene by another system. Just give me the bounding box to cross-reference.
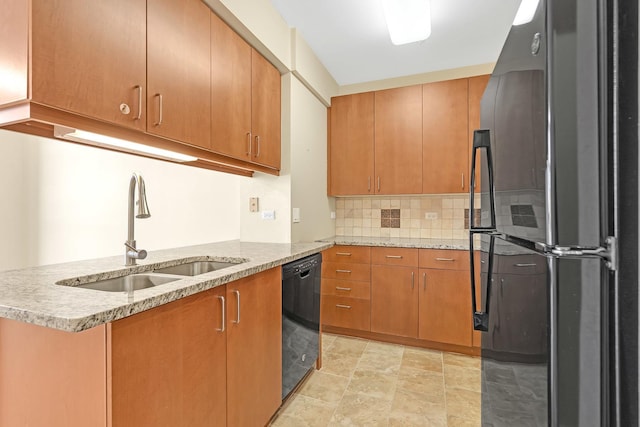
[336,195,480,239]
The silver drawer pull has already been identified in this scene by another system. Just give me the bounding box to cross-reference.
[514,263,537,267]
[336,269,352,273]
[335,286,352,291]
[216,296,225,332]
[336,304,352,309]
[435,258,455,262]
[385,255,403,259]
[336,252,352,256]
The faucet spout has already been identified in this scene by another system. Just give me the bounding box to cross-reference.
[125,173,151,266]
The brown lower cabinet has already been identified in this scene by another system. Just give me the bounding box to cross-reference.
[0,267,281,427]
[322,245,477,355]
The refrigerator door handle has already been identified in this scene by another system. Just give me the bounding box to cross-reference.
[469,233,495,331]
[543,236,618,271]
[469,129,497,232]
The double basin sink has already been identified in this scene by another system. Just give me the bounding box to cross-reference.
[59,259,246,292]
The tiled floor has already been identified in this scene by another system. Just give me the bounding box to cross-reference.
[271,333,481,426]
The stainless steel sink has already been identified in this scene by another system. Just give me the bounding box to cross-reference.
[76,273,180,292]
[153,260,239,276]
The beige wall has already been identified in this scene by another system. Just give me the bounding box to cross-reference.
[0,130,241,271]
[290,75,335,242]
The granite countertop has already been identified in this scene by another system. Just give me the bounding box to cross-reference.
[325,236,472,250]
[0,240,332,333]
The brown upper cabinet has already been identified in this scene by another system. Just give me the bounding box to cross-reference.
[328,76,491,196]
[374,85,423,194]
[211,14,281,170]
[0,0,281,176]
[422,78,469,194]
[30,0,147,131]
[147,0,212,150]
[328,93,375,195]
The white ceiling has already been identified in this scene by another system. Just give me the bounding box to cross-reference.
[270,0,522,86]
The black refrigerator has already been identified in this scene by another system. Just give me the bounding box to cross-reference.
[468,0,639,425]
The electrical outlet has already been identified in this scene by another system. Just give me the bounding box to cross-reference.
[425,212,438,220]
[249,197,259,212]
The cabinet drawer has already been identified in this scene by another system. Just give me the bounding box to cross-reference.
[322,262,370,281]
[322,296,370,331]
[323,245,371,264]
[419,249,468,270]
[371,247,419,267]
[322,279,370,300]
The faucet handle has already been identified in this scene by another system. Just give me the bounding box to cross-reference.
[124,242,148,260]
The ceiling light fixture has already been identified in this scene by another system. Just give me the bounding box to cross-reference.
[53,126,198,163]
[512,0,540,26]
[382,0,431,46]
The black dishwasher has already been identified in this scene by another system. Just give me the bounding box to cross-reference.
[281,253,321,399]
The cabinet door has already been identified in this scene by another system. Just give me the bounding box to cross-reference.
[226,267,282,427]
[423,79,469,193]
[418,269,472,347]
[468,75,490,190]
[211,12,252,161]
[251,50,281,169]
[110,289,225,427]
[329,93,375,195]
[31,0,146,130]
[374,85,423,194]
[147,0,211,149]
[371,265,419,338]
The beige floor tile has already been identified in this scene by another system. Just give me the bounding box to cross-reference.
[271,394,337,427]
[320,352,360,378]
[346,369,398,400]
[322,333,338,350]
[444,365,481,392]
[447,414,482,427]
[298,371,350,404]
[401,347,443,373]
[357,349,403,374]
[391,387,447,419]
[365,340,405,357]
[327,335,368,358]
[397,365,445,399]
[443,352,481,369]
[445,388,481,422]
[389,411,447,426]
[329,392,392,426]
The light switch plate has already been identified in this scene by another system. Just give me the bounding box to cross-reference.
[261,210,276,220]
[425,212,438,220]
[292,208,301,223]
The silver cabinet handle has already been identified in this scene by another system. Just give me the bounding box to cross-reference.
[377,176,381,191]
[336,252,352,256]
[336,269,352,273]
[514,263,537,267]
[411,271,414,290]
[154,93,163,126]
[134,85,142,120]
[423,272,427,291]
[461,173,465,190]
[246,132,252,156]
[232,290,240,324]
[385,255,403,259]
[336,304,351,309]
[255,135,261,157]
[435,258,455,262]
[335,286,352,291]
[216,295,225,332]
[368,176,371,192]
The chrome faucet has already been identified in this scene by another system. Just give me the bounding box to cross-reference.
[125,173,150,266]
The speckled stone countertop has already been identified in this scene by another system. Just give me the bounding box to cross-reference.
[324,236,472,250]
[0,240,332,333]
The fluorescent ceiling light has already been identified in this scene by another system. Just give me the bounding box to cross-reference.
[512,0,540,26]
[54,126,198,163]
[382,0,431,46]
